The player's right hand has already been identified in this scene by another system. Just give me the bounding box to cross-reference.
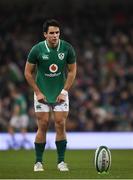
[36,91,47,104]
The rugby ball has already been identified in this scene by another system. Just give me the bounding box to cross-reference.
[94,146,111,173]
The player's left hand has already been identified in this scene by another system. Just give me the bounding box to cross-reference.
[56,94,66,103]
[56,89,68,103]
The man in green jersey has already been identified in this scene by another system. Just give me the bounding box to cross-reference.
[24,19,77,171]
[8,85,29,149]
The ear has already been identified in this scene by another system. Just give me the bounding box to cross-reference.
[44,32,47,39]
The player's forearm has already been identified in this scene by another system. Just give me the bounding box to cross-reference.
[64,70,76,91]
[25,72,40,94]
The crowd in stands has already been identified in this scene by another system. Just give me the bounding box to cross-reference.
[0,1,133,132]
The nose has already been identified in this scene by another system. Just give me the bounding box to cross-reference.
[53,32,58,37]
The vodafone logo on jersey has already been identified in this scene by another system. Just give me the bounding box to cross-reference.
[49,64,58,73]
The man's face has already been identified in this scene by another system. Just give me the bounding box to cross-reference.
[44,26,60,47]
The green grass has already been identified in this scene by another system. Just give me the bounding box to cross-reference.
[0,149,133,179]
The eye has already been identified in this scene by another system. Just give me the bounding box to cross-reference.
[49,31,59,35]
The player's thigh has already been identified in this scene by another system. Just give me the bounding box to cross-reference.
[35,112,50,128]
[19,114,29,128]
[53,111,69,124]
[34,93,51,112]
[53,94,69,112]
[10,116,19,128]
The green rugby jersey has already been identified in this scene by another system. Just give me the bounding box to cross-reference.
[14,95,27,115]
[27,39,76,103]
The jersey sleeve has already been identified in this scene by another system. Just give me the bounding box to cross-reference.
[27,45,38,64]
[67,45,76,64]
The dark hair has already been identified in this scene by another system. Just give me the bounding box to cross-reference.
[43,19,60,33]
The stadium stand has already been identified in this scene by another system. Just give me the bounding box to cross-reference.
[0,0,133,132]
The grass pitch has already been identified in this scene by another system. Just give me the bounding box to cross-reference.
[0,149,133,179]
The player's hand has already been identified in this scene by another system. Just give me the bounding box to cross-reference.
[56,94,66,103]
[56,89,68,103]
[36,91,47,104]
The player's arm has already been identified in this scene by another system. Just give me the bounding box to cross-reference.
[64,63,77,91]
[57,63,77,103]
[24,62,46,102]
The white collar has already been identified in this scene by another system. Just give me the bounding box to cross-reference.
[44,39,60,52]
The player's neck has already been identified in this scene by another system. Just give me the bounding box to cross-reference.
[46,40,59,49]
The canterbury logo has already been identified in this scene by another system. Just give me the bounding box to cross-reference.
[42,54,49,60]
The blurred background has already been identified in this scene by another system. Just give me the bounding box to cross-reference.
[0,0,133,137]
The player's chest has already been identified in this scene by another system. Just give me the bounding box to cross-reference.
[38,50,67,66]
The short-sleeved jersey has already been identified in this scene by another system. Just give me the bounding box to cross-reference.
[13,95,27,115]
[27,39,76,103]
